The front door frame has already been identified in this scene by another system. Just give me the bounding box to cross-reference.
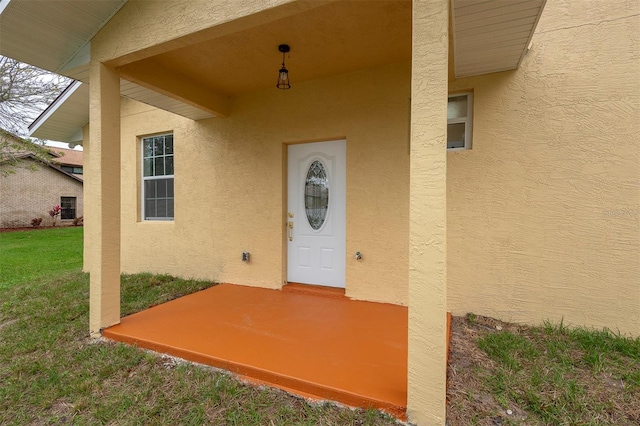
[285,139,346,288]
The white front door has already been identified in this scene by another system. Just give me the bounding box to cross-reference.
[287,140,346,288]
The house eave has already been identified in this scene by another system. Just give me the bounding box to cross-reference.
[29,81,89,145]
[0,0,128,80]
[16,0,546,136]
[451,0,547,79]
[0,153,83,183]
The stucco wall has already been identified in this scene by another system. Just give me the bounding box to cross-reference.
[99,0,638,335]
[407,0,449,422]
[447,0,639,335]
[119,62,411,304]
[92,0,323,65]
[0,159,84,228]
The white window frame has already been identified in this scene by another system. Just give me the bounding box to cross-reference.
[141,133,174,221]
[447,92,473,150]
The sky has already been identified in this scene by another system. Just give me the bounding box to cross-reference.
[46,140,83,151]
[0,55,81,150]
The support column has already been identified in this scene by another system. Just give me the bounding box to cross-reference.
[82,124,91,273]
[408,0,449,424]
[88,62,121,337]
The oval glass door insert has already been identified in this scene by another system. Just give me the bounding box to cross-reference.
[305,160,329,230]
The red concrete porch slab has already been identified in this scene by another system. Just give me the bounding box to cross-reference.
[103,283,408,417]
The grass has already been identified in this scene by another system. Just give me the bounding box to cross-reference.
[3,228,640,425]
[0,227,83,290]
[447,314,640,425]
[0,228,398,425]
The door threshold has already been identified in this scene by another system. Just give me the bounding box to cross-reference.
[283,283,347,299]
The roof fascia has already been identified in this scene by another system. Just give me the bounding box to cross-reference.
[0,152,82,182]
[0,0,11,16]
[28,81,83,136]
[34,154,84,183]
[516,0,548,68]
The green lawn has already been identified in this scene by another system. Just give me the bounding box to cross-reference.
[2,228,638,425]
[0,228,399,425]
[0,227,83,290]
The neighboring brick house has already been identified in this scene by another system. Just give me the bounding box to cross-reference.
[0,131,83,228]
[51,147,84,180]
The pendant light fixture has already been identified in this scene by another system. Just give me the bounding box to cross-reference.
[276,44,291,90]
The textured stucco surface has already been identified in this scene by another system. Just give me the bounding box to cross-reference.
[88,63,121,335]
[407,0,448,424]
[82,125,92,273]
[116,62,411,305]
[92,0,323,65]
[84,1,639,423]
[447,0,640,336]
[85,0,637,339]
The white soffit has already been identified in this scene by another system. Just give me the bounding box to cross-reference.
[29,81,89,143]
[28,79,213,143]
[0,0,127,80]
[18,0,547,136]
[452,0,546,78]
[120,80,215,121]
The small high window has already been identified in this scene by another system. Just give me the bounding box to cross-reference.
[61,165,83,175]
[141,133,174,221]
[447,92,473,150]
[60,197,76,220]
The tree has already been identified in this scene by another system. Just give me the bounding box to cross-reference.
[0,128,51,176]
[0,55,70,135]
[0,55,71,174]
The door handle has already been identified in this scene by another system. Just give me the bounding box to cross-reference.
[288,221,294,241]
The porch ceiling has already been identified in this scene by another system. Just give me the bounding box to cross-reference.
[118,0,546,110]
[119,0,412,99]
[1,0,546,140]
